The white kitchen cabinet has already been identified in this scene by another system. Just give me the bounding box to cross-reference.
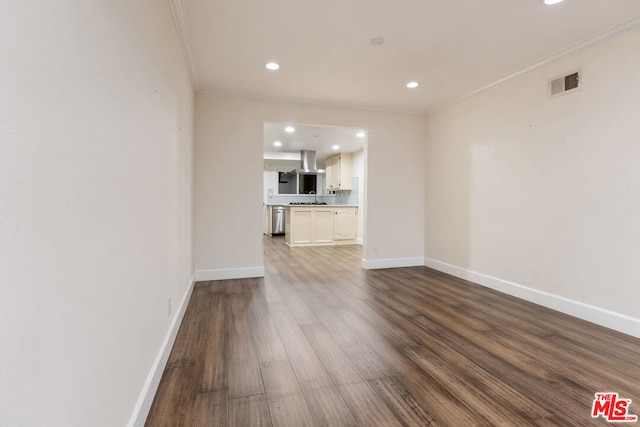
[333,208,357,241]
[312,209,334,243]
[325,153,352,190]
[286,206,358,247]
[286,207,334,245]
[325,158,334,191]
[290,209,313,244]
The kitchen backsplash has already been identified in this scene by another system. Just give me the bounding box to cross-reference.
[267,176,359,206]
[333,176,358,205]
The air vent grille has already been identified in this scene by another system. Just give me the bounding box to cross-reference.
[565,72,579,91]
[549,70,581,97]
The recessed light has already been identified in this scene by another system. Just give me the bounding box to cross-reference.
[332,145,340,150]
[544,0,563,4]
[285,126,295,133]
[356,132,365,138]
[265,62,280,71]
[406,81,420,89]
[273,141,282,147]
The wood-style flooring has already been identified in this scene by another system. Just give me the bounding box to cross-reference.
[146,237,640,426]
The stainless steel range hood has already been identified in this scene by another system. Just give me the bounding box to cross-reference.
[292,150,325,174]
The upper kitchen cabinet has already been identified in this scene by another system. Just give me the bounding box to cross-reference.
[325,153,352,191]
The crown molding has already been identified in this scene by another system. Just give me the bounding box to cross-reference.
[427,15,640,114]
[168,0,199,91]
[167,2,640,116]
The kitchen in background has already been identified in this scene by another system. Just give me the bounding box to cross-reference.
[263,122,365,245]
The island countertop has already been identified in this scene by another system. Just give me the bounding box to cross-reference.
[284,204,357,208]
[265,203,358,208]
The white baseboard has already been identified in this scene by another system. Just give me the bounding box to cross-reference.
[195,266,265,281]
[128,274,196,427]
[423,257,640,339]
[362,257,424,270]
[357,238,364,246]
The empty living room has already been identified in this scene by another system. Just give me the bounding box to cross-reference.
[2,0,640,426]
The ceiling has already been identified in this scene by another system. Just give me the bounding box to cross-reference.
[175,0,640,113]
[263,122,364,162]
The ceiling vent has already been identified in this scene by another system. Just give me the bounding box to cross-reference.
[549,69,581,97]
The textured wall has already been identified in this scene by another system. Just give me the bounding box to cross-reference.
[0,1,194,425]
[425,29,640,322]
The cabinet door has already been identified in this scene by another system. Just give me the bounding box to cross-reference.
[334,208,357,241]
[337,153,352,190]
[332,156,341,188]
[291,209,313,244]
[325,156,334,190]
[313,209,334,243]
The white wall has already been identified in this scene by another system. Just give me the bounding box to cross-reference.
[194,94,425,273]
[424,29,640,334]
[352,149,365,244]
[0,1,194,425]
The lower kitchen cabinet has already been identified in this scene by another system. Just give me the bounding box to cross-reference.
[290,209,313,244]
[334,208,357,241]
[286,206,358,247]
[314,209,334,243]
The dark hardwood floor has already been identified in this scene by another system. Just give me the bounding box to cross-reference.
[146,237,640,426]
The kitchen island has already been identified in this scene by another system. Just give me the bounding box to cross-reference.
[285,205,358,247]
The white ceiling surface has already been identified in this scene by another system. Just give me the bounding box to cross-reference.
[179,0,640,113]
[264,122,364,162]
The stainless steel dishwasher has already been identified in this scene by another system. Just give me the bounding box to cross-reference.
[271,206,286,235]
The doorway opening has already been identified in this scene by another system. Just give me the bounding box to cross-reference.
[262,122,367,258]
